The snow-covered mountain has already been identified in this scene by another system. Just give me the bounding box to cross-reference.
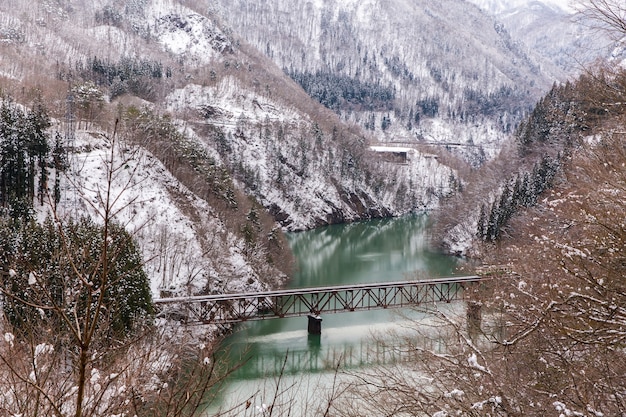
[0,0,458,297]
[212,0,566,164]
[0,0,585,297]
[466,0,619,73]
[466,0,575,14]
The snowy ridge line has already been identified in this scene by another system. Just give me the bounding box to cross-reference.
[155,275,483,303]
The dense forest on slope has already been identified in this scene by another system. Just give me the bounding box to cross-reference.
[337,39,626,417]
[435,75,604,254]
[213,0,565,164]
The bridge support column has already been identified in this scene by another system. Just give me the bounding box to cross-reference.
[307,314,322,334]
[467,301,482,338]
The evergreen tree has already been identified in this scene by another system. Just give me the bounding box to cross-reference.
[477,203,487,241]
[519,172,532,207]
[0,216,153,338]
[477,155,561,243]
[242,206,262,252]
[486,200,499,242]
[0,98,52,218]
[52,132,67,207]
[497,182,512,229]
[381,114,391,130]
[0,100,29,217]
[26,96,51,205]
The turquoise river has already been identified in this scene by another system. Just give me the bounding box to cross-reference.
[204,215,462,416]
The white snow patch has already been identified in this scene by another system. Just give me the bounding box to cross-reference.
[34,343,54,358]
[90,368,101,384]
[444,388,465,399]
[4,332,14,348]
[553,400,583,417]
[48,129,267,300]
[149,2,232,65]
[468,353,487,372]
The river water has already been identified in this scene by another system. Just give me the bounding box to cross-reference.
[205,215,461,416]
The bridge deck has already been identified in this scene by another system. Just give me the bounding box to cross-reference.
[155,275,482,325]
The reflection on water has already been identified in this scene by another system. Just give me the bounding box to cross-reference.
[226,313,459,381]
[204,215,461,416]
[288,215,456,289]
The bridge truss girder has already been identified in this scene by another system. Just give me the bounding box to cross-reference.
[155,276,482,325]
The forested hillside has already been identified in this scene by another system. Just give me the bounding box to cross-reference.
[213,0,565,164]
[436,78,586,254]
[0,0,458,301]
[341,61,626,415]
[0,0,622,415]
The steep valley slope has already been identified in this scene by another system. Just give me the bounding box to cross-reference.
[0,0,564,298]
[212,0,566,164]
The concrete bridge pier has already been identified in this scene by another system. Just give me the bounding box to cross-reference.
[466,301,482,338]
[307,314,322,334]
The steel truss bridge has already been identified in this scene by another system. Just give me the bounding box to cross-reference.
[155,275,482,328]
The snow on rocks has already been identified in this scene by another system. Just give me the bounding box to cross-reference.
[166,80,456,231]
[154,13,231,63]
[50,129,265,300]
[166,79,303,124]
[144,0,233,65]
[442,220,478,256]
